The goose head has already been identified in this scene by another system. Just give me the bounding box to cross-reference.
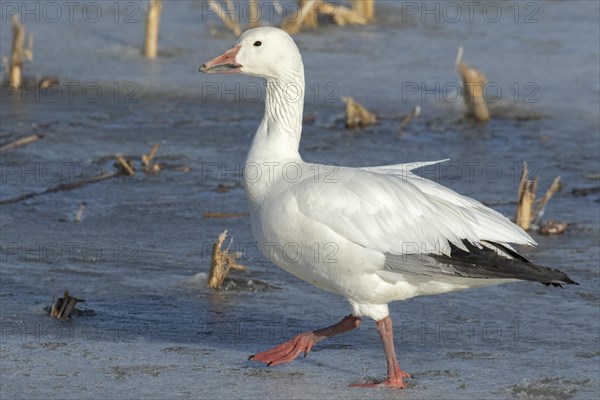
[199,27,303,81]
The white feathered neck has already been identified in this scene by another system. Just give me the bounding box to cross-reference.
[244,50,305,201]
[247,71,305,162]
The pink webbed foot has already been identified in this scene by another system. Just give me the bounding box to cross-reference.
[249,315,361,367]
[249,332,317,366]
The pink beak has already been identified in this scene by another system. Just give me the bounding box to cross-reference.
[199,45,242,74]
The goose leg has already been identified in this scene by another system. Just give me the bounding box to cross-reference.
[249,314,361,366]
[351,316,411,389]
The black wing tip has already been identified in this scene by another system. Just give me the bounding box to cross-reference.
[543,282,563,288]
[542,276,579,288]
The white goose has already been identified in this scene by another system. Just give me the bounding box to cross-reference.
[199,27,576,388]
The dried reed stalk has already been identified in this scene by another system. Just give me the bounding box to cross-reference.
[38,76,59,89]
[143,0,162,58]
[142,144,161,173]
[208,0,242,36]
[532,176,561,222]
[516,162,538,230]
[0,133,44,152]
[299,0,319,29]
[352,0,375,22]
[516,162,563,232]
[225,0,235,13]
[116,156,136,176]
[7,15,33,90]
[282,0,319,35]
[282,0,368,33]
[248,0,260,28]
[73,202,86,223]
[342,96,377,128]
[50,291,84,319]
[208,230,246,289]
[456,47,490,122]
[398,105,421,133]
[318,2,367,26]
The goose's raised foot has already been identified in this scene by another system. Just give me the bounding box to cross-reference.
[249,332,317,366]
[249,315,361,367]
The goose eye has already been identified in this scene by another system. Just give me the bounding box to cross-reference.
[253,41,262,47]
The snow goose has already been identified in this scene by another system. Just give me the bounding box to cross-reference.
[199,27,576,388]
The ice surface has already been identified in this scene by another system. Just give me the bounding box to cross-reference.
[1,1,599,399]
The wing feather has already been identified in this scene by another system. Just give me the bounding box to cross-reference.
[292,164,535,259]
